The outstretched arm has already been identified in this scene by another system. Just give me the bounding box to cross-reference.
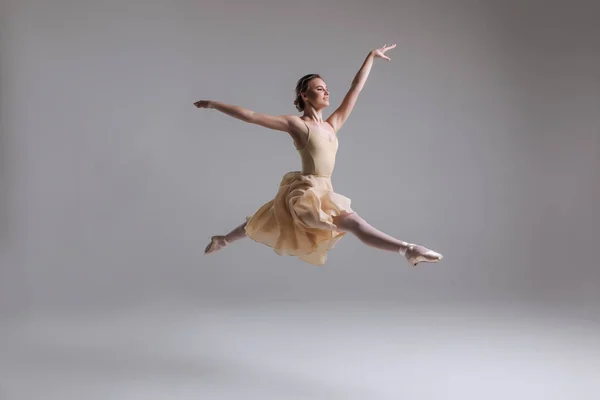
[326,44,396,133]
[194,100,294,132]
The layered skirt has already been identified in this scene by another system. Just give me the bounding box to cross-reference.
[245,171,353,265]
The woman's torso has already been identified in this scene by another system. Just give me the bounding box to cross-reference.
[294,120,338,178]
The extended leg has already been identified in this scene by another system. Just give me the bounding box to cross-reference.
[331,212,442,266]
[204,221,247,255]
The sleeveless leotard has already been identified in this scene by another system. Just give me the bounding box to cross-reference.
[297,121,338,178]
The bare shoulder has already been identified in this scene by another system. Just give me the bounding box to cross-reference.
[284,115,308,143]
[325,115,341,134]
[324,119,338,134]
[286,115,306,131]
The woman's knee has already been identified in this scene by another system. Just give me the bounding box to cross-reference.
[332,211,363,231]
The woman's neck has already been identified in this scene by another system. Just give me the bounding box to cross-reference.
[302,108,324,124]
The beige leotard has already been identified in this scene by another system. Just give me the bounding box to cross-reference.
[297,121,338,178]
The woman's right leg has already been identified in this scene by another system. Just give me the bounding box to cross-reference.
[331,212,443,266]
[204,221,248,254]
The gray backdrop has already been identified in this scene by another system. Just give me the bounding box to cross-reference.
[2,1,600,398]
[1,0,599,320]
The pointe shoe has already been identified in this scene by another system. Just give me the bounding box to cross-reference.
[404,244,443,266]
[204,235,229,254]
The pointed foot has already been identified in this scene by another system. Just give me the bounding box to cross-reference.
[204,235,229,255]
[404,244,443,266]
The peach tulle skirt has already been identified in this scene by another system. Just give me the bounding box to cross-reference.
[244,171,353,266]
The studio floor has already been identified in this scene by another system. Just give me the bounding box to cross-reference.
[1,300,599,400]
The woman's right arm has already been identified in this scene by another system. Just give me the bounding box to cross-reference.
[194,100,296,133]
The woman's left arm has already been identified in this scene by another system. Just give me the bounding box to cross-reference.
[327,44,396,133]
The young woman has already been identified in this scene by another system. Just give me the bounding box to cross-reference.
[194,44,443,267]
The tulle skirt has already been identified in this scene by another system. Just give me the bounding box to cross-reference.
[244,171,353,266]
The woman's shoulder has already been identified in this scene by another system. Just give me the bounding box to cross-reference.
[286,115,310,132]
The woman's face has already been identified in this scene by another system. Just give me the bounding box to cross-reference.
[303,78,330,109]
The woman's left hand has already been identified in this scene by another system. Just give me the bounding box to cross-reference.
[371,44,397,61]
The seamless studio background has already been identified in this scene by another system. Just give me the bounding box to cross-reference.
[1,0,599,399]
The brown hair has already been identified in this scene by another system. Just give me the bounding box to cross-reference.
[294,73,321,112]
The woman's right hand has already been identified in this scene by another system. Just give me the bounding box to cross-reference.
[193,100,213,109]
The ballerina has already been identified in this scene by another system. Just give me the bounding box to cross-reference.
[194,44,442,266]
